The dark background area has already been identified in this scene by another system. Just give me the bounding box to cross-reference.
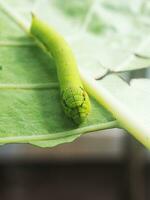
[0,162,126,200]
[0,130,148,200]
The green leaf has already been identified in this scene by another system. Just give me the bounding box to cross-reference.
[0,0,150,148]
[0,1,116,147]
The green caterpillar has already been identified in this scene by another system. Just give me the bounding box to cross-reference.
[30,15,91,124]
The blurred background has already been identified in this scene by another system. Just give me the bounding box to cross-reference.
[0,113,149,200]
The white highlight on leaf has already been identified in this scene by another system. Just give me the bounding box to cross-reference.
[80,69,150,149]
[114,37,150,72]
[0,0,30,32]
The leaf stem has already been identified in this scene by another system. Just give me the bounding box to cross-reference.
[0,41,36,47]
[0,1,30,33]
[0,82,59,90]
[81,71,150,149]
[0,1,49,54]
[0,121,118,144]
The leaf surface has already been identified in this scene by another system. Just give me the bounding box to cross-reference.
[0,0,149,147]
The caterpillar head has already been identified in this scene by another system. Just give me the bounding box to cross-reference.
[61,87,91,125]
